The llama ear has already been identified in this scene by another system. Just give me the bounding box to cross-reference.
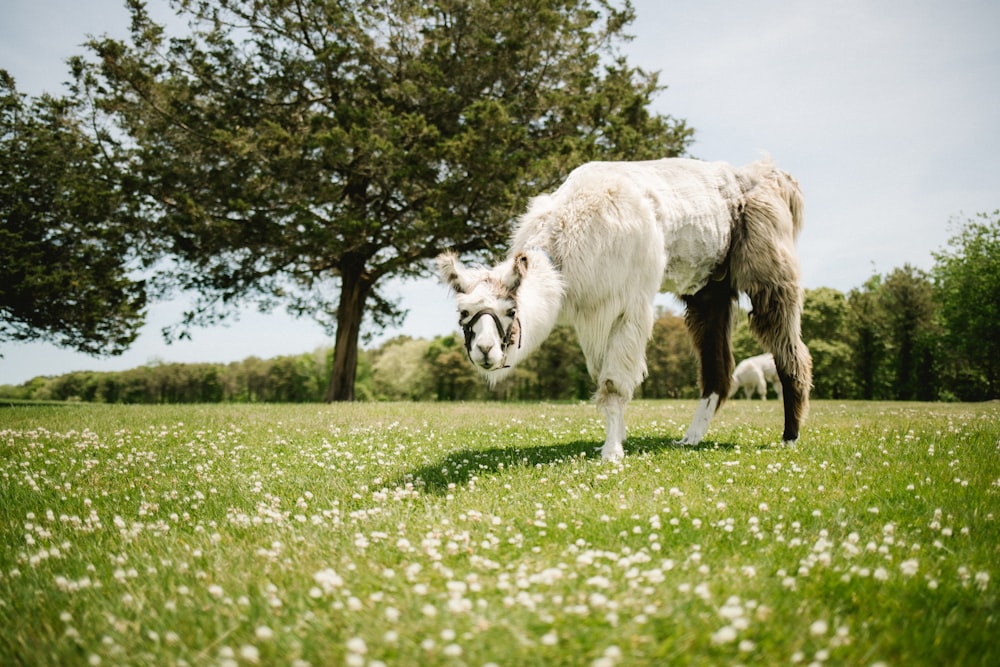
[436,253,468,294]
[503,252,529,294]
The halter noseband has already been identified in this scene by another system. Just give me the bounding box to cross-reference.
[463,309,520,355]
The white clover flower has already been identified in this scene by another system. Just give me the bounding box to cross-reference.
[900,559,919,577]
[313,568,343,593]
[239,645,260,664]
[710,626,738,645]
[345,637,367,655]
[810,619,828,636]
[694,582,711,600]
[719,597,744,620]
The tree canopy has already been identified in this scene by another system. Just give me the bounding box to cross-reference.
[933,211,1000,398]
[0,72,146,355]
[73,0,692,400]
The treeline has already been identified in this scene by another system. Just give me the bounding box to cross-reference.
[4,253,998,403]
[4,350,332,404]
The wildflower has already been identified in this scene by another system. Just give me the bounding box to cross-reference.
[809,619,828,636]
[900,559,919,577]
[239,645,260,664]
[694,582,711,600]
[710,626,738,644]
[345,637,368,665]
[313,568,343,593]
[592,645,623,666]
[719,597,744,620]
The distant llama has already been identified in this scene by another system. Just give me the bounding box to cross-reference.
[438,157,812,461]
[729,353,783,400]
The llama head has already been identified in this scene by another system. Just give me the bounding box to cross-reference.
[436,252,529,380]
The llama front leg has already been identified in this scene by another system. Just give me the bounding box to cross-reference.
[679,279,736,446]
[680,393,720,445]
[579,299,653,462]
[597,383,626,462]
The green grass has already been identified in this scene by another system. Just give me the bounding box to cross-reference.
[1,400,998,666]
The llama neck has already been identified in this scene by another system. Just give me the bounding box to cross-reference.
[508,247,565,364]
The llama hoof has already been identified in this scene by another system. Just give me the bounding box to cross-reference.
[677,430,704,447]
[599,442,625,462]
[782,438,798,448]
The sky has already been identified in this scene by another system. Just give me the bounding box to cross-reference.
[1,0,998,385]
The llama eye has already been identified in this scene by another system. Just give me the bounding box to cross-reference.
[460,310,469,319]
[507,309,516,318]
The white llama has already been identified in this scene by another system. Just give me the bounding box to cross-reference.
[729,353,783,400]
[438,157,811,461]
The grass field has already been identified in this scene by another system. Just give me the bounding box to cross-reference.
[1,399,998,666]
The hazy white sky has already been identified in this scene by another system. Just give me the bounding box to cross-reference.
[2,0,998,385]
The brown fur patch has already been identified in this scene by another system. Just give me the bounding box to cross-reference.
[683,275,738,405]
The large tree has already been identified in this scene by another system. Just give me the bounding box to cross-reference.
[879,265,938,400]
[0,72,147,355]
[933,212,1000,399]
[800,287,853,399]
[75,0,691,400]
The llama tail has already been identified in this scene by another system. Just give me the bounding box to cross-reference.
[739,160,805,240]
[777,170,804,240]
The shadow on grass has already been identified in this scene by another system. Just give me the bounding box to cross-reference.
[387,434,738,495]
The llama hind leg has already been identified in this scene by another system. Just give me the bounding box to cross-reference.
[679,279,736,445]
[729,179,811,444]
[745,287,811,443]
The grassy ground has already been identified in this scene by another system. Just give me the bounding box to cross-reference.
[1,399,998,666]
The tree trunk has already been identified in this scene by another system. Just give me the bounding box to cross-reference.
[325,261,373,402]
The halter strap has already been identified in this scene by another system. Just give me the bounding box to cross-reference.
[463,309,520,353]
